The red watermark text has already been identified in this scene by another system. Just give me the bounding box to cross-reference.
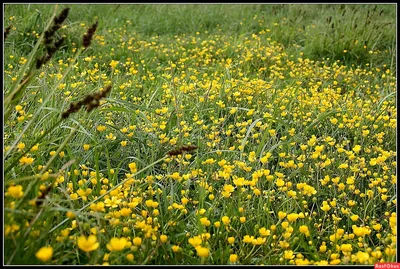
[375,263,400,269]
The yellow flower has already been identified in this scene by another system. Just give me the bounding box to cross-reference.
[109,60,119,68]
[133,237,142,246]
[352,225,371,237]
[90,202,105,212]
[83,144,90,151]
[196,246,209,258]
[104,196,121,208]
[338,163,348,169]
[253,188,261,196]
[19,156,35,165]
[352,145,361,153]
[126,253,134,261]
[329,233,342,242]
[260,152,272,164]
[223,184,235,193]
[30,144,39,152]
[259,227,271,237]
[17,142,25,150]
[227,237,235,244]
[120,207,132,217]
[350,215,359,221]
[287,213,299,222]
[106,133,116,140]
[248,151,256,162]
[188,236,202,248]
[200,217,211,226]
[6,185,24,198]
[77,235,99,252]
[320,201,331,212]
[128,162,137,173]
[346,176,355,185]
[278,211,287,219]
[172,245,182,252]
[276,178,285,187]
[107,237,128,251]
[35,246,53,262]
[340,244,353,253]
[356,251,370,264]
[348,200,356,206]
[229,254,238,263]
[66,211,75,219]
[160,234,168,243]
[373,224,382,231]
[222,216,230,225]
[145,199,159,208]
[299,225,310,236]
[281,221,289,229]
[284,250,294,260]
[268,129,276,136]
[96,125,107,132]
[330,259,341,265]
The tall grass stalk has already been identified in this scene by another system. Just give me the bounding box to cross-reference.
[4,5,58,113]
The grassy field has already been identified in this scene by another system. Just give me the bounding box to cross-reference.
[3,4,397,265]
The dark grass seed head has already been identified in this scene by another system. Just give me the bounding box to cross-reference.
[44,30,54,45]
[61,85,112,119]
[54,36,65,49]
[167,145,198,156]
[35,56,45,69]
[83,20,98,48]
[35,185,53,207]
[54,7,70,26]
[4,25,12,39]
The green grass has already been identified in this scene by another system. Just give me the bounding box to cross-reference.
[3,4,397,265]
[4,4,396,68]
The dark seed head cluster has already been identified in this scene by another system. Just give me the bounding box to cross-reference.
[83,20,98,48]
[61,84,112,119]
[36,8,70,69]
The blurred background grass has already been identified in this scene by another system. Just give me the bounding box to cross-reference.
[4,4,396,68]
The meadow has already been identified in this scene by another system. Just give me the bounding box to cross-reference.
[3,4,397,265]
